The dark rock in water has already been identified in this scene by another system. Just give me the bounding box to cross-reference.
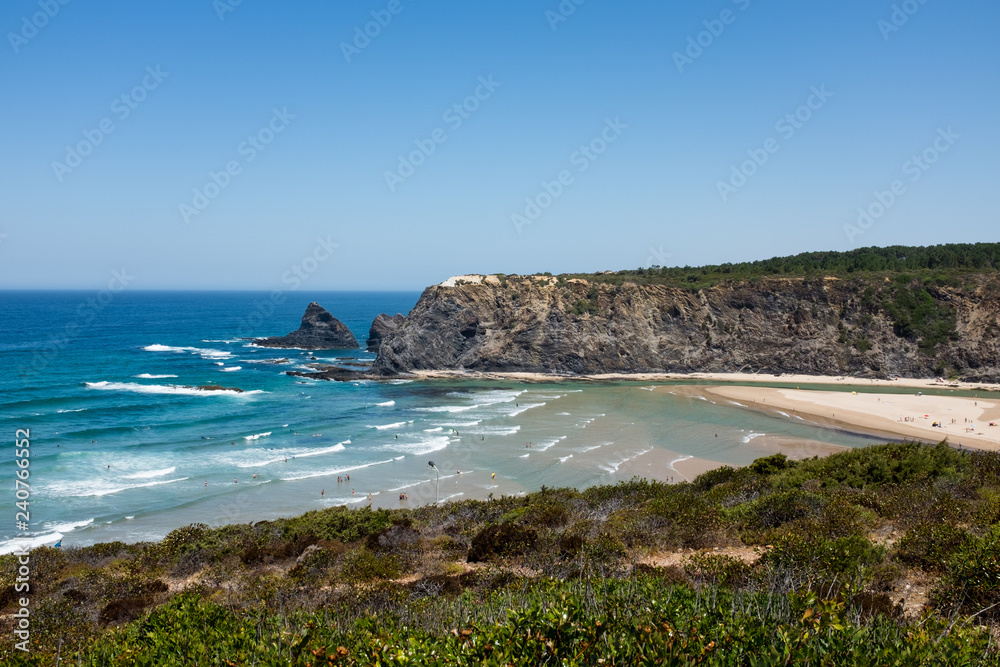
[254,303,359,350]
[286,364,375,382]
[367,313,406,352]
[194,385,244,393]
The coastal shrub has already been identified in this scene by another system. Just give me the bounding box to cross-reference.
[282,506,394,544]
[684,553,751,587]
[895,523,973,572]
[740,489,825,531]
[774,442,965,490]
[934,525,1000,617]
[338,549,401,582]
[761,533,885,584]
[646,492,723,547]
[467,523,538,563]
[748,453,796,476]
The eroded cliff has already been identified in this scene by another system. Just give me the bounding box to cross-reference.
[373,274,1000,380]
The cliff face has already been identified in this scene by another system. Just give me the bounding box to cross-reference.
[367,313,405,352]
[374,275,1000,380]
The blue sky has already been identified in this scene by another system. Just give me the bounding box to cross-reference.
[1,0,997,290]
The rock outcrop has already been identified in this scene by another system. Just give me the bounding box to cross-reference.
[373,274,1000,381]
[367,314,406,352]
[255,302,359,350]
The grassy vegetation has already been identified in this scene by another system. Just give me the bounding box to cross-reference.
[4,442,1000,665]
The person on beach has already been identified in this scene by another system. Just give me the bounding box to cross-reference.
[321,489,324,496]
[234,478,238,484]
[492,472,496,479]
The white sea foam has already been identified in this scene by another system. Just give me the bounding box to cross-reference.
[465,425,521,436]
[775,411,791,418]
[434,420,481,428]
[0,533,64,555]
[415,405,479,413]
[558,454,574,463]
[728,401,747,407]
[86,381,264,397]
[641,386,656,391]
[57,408,87,413]
[46,518,94,533]
[233,441,348,468]
[424,427,443,432]
[520,453,530,458]
[135,373,178,379]
[221,366,242,372]
[557,412,572,416]
[144,344,233,360]
[384,435,451,456]
[600,448,653,474]
[742,433,766,444]
[376,400,395,407]
[534,436,567,451]
[244,432,272,441]
[502,403,545,417]
[123,467,176,480]
[281,458,395,482]
[42,477,189,498]
[371,421,411,431]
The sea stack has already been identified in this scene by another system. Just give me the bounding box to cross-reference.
[366,313,405,352]
[254,302,359,350]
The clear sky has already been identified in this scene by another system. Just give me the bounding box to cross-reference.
[1,0,997,290]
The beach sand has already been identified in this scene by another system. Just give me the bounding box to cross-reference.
[698,385,1000,452]
[409,369,1000,393]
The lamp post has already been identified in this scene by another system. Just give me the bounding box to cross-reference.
[427,460,439,504]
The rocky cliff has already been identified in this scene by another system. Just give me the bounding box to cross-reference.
[255,302,359,350]
[367,313,405,352]
[374,274,1000,380]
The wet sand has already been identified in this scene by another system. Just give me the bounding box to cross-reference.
[699,385,1000,452]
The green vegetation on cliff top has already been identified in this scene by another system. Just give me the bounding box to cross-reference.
[4,441,1000,665]
[557,242,1000,289]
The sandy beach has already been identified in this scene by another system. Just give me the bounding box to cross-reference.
[697,385,1000,452]
[408,369,1000,393]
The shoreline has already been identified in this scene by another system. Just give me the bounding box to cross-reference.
[696,385,1000,453]
[405,369,1000,392]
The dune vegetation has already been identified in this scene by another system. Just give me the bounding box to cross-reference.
[3,441,1000,665]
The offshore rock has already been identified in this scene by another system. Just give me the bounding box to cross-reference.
[254,302,359,350]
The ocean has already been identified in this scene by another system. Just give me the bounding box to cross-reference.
[0,290,886,553]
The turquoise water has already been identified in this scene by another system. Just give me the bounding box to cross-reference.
[0,291,886,551]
